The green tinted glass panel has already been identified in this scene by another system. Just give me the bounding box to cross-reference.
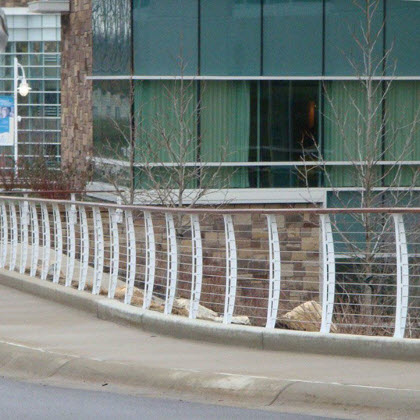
[263,0,323,76]
[93,80,131,159]
[387,1,420,76]
[260,81,319,162]
[134,80,197,162]
[92,0,131,75]
[385,81,420,186]
[200,0,260,76]
[200,81,255,187]
[201,81,253,162]
[323,81,382,187]
[325,0,384,76]
[133,0,198,76]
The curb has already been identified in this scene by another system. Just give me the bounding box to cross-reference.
[0,340,419,413]
[1,269,420,362]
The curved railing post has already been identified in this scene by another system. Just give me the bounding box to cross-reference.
[143,211,156,309]
[52,203,63,284]
[108,207,121,299]
[223,215,238,325]
[78,205,89,291]
[92,206,104,295]
[164,213,178,315]
[40,203,51,281]
[189,214,203,319]
[320,214,336,334]
[9,201,17,271]
[0,201,8,268]
[19,200,29,274]
[266,215,281,329]
[393,214,409,339]
[29,202,39,277]
[124,210,136,305]
[65,195,77,287]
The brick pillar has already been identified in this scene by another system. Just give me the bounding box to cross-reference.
[60,0,93,172]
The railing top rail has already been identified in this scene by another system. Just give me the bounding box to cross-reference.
[0,190,113,195]
[0,194,418,215]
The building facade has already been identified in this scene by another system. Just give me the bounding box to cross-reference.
[1,2,61,166]
[87,0,420,205]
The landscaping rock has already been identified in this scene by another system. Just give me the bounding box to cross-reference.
[174,298,219,321]
[174,298,251,325]
[277,300,338,333]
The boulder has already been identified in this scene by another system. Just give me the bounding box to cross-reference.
[277,300,337,333]
[174,298,251,325]
[174,298,219,321]
[114,286,164,308]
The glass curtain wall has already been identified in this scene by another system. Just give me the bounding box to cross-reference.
[0,12,61,166]
[130,1,420,78]
[92,1,420,190]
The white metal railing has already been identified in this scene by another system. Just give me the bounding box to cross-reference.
[0,194,418,339]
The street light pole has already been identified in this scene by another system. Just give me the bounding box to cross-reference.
[13,57,18,175]
[13,57,31,176]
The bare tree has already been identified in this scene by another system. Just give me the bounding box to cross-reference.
[299,0,420,334]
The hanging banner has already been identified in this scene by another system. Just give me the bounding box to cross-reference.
[0,96,14,146]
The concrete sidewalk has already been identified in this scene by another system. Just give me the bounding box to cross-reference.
[0,283,419,419]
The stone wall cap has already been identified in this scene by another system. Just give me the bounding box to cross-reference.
[28,1,69,14]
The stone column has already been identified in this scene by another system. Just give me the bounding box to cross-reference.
[60,0,93,173]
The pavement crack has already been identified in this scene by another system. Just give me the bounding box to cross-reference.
[267,381,297,406]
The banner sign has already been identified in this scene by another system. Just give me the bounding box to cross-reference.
[0,96,14,146]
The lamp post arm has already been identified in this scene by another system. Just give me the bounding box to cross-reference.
[16,62,27,82]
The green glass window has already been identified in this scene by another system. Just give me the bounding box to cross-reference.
[260,81,319,161]
[263,0,323,76]
[385,81,420,186]
[200,0,261,76]
[387,1,420,76]
[133,80,198,189]
[201,81,255,187]
[324,81,420,188]
[134,80,197,162]
[324,82,369,187]
[92,0,132,76]
[133,0,198,76]
[93,80,131,159]
[324,0,384,76]
[201,81,253,162]
[259,81,319,187]
[324,81,384,187]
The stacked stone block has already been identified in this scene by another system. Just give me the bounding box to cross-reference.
[61,0,93,172]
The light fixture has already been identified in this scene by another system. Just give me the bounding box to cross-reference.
[18,79,31,97]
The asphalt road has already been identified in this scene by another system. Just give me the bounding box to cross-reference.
[0,377,340,420]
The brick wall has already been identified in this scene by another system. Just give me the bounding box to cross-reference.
[61,0,93,172]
